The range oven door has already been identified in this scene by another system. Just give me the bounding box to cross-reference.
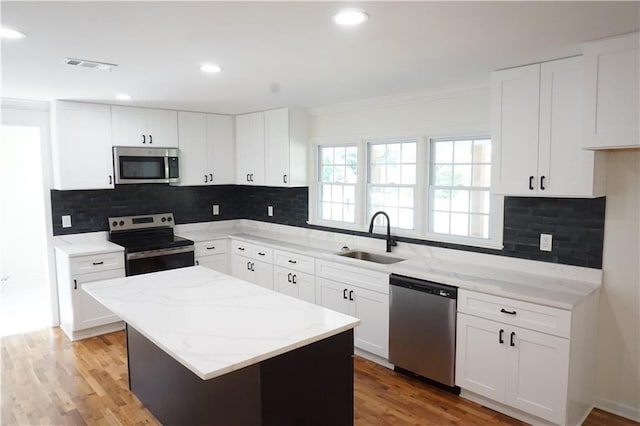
[126,246,194,276]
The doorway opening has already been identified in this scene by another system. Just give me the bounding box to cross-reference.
[0,124,52,336]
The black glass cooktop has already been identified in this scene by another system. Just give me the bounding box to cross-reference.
[109,228,193,253]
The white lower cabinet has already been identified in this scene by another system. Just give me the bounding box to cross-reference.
[231,244,274,290]
[456,289,597,426]
[194,239,229,274]
[274,267,315,303]
[55,248,125,341]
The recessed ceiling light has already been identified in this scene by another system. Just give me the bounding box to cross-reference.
[1,27,26,39]
[115,94,132,101]
[332,9,369,26]
[200,63,222,73]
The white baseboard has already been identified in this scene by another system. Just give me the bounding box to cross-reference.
[354,348,393,369]
[595,397,640,422]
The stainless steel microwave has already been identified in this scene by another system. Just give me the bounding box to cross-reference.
[113,146,180,184]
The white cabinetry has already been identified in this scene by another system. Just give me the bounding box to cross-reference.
[177,112,235,186]
[264,108,308,187]
[491,57,605,197]
[112,106,178,147]
[50,101,114,190]
[55,248,125,341]
[236,108,308,186]
[230,240,273,289]
[194,239,229,274]
[235,112,265,185]
[456,289,598,426]
[583,32,639,149]
[273,249,315,303]
[315,260,389,358]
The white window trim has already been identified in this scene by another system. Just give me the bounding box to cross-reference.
[307,135,505,250]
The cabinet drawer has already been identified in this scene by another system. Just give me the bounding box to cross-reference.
[251,245,273,263]
[274,250,315,274]
[194,239,229,257]
[316,259,389,295]
[231,240,252,257]
[70,252,124,275]
[458,290,571,338]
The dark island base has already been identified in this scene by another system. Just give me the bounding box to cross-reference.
[126,325,354,426]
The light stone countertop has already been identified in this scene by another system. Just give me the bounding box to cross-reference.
[54,232,124,257]
[83,266,360,380]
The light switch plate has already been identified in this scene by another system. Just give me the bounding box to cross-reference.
[540,233,552,252]
[62,215,72,228]
[268,206,274,217]
[212,205,219,215]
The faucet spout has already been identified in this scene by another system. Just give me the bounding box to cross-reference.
[368,211,397,253]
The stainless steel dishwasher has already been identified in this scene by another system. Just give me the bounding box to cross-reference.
[389,273,458,389]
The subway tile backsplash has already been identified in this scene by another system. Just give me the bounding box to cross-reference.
[51,186,605,269]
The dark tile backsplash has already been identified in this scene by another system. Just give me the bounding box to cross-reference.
[51,186,605,269]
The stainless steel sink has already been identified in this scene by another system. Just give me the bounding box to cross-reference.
[337,250,404,264]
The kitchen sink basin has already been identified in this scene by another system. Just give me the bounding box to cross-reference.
[337,250,404,265]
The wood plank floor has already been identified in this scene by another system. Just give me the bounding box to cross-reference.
[1,328,637,426]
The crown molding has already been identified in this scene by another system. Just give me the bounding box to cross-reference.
[1,98,49,111]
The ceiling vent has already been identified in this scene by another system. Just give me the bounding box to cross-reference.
[63,58,118,71]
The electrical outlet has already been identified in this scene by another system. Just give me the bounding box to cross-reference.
[62,215,72,228]
[540,233,552,252]
[268,206,274,217]
[212,205,219,215]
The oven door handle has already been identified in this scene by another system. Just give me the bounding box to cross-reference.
[126,245,194,260]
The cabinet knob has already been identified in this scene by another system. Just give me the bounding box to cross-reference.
[499,329,504,344]
[292,274,297,284]
[246,174,250,182]
[349,290,354,301]
[246,261,251,270]
[205,174,208,183]
[343,289,348,299]
[540,175,546,191]
[195,260,199,266]
[73,279,77,290]
[510,332,516,347]
[142,134,146,144]
[288,273,292,283]
[109,175,112,185]
[528,175,534,190]
[283,174,287,184]
[149,135,153,144]
[209,173,213,182]
[250,262,255,271]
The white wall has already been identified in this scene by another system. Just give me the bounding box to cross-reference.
[595,151,640,421]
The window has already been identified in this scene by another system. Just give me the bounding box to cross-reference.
[367,139,417,230]
[429,137,492,239]
[318,145,358,223]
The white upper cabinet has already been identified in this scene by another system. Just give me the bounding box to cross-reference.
[583,32,639,149]
[265,108,308,187]
[50,101,115,190]
[236,112,265,185]
[491,57,605,197]
[177,111,235,186]
[112,106,178,147]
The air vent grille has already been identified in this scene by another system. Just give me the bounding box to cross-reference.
[63,58,118,71]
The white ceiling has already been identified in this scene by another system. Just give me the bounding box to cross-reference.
[2,1,638,114]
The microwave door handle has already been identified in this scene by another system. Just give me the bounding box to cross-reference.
[165,156,170,181]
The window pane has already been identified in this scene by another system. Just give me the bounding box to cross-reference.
[345,165,357,184]
[344,204,355,223]
[335,147,346,164]
[433,212,449,234]
[470,190,489,214]
[434,141,453,163]
[331,185,343,203]
[334,166,345,183]
[346,146,358,164]
[321,166,333,182]
[331,203,343,221]
[398,208,414,229]
[451,190,469,212]
[399,188,414,208]
[321,184,332,201]
[369,186,383,205]
[401,164,416,185]
[344,185,355,204]
[321,202,331,219]
[370,165,385,184]
[383,187,399,207]
[433,189,450,211]
[473,140,491,163]
[371,144,386,164]
[402,142,416,163]
[469,214,489,238]
[472,165,491,187]
[453,165,471,187]
[386,144,401,163]
[450,213,469,236]
[387,164,401,184]
[434,165,452,186]
[454,140,472,163]
[321,147,334,165]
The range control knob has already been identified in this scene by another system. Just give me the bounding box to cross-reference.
[112,221,118,227]
[167,217,172,222]
[161,217,167,223]
[119,220,125,226]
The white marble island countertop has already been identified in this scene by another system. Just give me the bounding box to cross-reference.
[83,266,360,380]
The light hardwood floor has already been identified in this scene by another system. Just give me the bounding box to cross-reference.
[1,328,637,426]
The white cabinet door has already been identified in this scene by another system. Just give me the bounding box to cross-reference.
[351,286,388,358]
[196,255,228,274]
[178,111,209,186]
[316,277,350,315]
[235,112,265,185]
[583,32,639,149]
[252,259,273,290]
[274,267,315,303]
[455,313,508,402]
[72,269,123,331]
[51,101,114,190]
[207,114,235,184]
[112,106,148,146]
[146,109,178,147]
[231,254,254,283]
[491,64,541,195]
[539,57,603,197]
[505,327,569,425]
[265,108,290,187]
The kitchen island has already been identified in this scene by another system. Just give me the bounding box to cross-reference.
[83,266,361,425]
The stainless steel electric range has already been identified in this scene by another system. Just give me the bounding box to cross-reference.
[108,213,194,276]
